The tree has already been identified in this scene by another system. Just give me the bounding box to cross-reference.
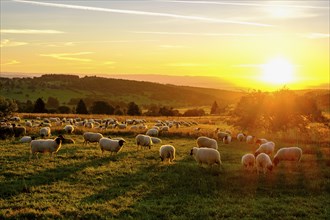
[183,108,205,117]
[0,96,18,117]
[33,98,47,113]
[90,101,114,115]
[127,102,141,116]
[58,106,71,114]
[210,101,219,114]
[76,99,88,114]
[46,97,60,109]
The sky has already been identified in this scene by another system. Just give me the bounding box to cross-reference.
[0,0,329,90]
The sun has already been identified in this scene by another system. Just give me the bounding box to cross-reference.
[261,57,295,85]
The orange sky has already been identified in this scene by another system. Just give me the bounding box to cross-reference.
[1,0,329,90]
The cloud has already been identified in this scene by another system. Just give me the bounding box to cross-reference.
[13,0,272,27]
[0,39,27,47]
[132,31,258,37]
[1,60,20,65]
[304,33,330,39]
[0,29,64,34]
[40,52,93,62]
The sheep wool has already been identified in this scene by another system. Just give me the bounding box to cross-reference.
[30,135,64,159]
[190,147,222,167]
[237,133,246,142]
[254,141,275,157]
[136,134,153,149]
[146,128,159,137]
[241,153,255,171]
[40,127,51,138]
[83,132,103,145]
[256,153,273,174]
[273,147,302,166]
[196,136,218,150]
[151,137,162,144]
[64,125,74,134]
[99,137,125,155]
[159,145,176,163]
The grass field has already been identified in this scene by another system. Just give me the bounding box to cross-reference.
[1,128,329,219]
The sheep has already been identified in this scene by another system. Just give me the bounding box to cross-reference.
[62,137,75,144]
[160,126,170,133]
[237,133,246,142]
[146,128,159,137]
[39,127,51,138]
[196,136,218,150]
[151,137,162,144]
[246,135,255,144]
[30,135,64,159]
[256,138,268,145]
[99,137,125,155]
[83,132,103,145]
[0,126,14,140]
[115,123,127,129]
[64,125,74,134]
[85,122,94,128]
[241,153,255,171]
[254,141,275,157]
[20,136,35,143]
[25,120,33,127]
[190,147,222,168]
[135,134,153,149]
[159,145,176,163]
[273,147,302,167]
[256,153,273,174]
[12,124,26,138]
[223,135,232,144]
[216,131,228,140]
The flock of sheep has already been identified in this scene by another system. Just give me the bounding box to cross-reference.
[1,116,303,173]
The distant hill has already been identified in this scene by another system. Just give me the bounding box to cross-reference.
[0,74,245,108]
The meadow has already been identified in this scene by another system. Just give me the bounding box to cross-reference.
[0,115,329,219]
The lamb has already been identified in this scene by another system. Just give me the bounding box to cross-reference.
[237,133,246,142]
[83,132,103,145]
[241,153,255,171]
[223,135,232,144]
[30,135,64,159]
[64,125,74,134]
[273,147,302,166]
[146,128,159,137]
[159,145,176,163]
[99,137,125,155]
[20,136,35,143]
[216,131,228,140]
[246,135,255,144]
[39,127,51,138]
[196,136,218,150]
[12,124,26,138]
[256,153,273,174]
[135,134,153,149]
[190,147,222,167]
[254,141,275,157]
[151,137,162,144]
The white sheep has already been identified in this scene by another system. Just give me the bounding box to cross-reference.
[223,135,232,144]
[159,145,176,163]
[241,153,255,171]
[190,147,222,167]
[64,125,74,134]
[146,128,159,137]
[237,133,246,142]
[246,135,255,144]
[83,132,103,145]
[273,147,302,166]
[99,137,125,155]
[254,141,275,157]
[151,137,162,144]
[196,136,218,150]
[256,138,268,145]
[39,127,51,138]
[30,135,64,159]
[20,136,35,143]
[216,131,228,140]
[135,134,153,149]
[256,153,273,174]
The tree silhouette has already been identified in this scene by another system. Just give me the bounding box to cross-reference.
[33,98,47,113]
[46,96,60,109]
[90,101,114,115]
[76,99,88,114]
[127,102,141,116]
[210,101,219,114]
[0,96,18,117]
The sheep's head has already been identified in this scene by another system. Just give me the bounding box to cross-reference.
[254,151,260,157]
[268,164,273,172]
[273,157,280,166]
[118,139,125,147]
[160,156,164,161]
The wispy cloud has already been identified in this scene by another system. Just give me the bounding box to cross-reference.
[304,33,330,39]
[13,0,272,27]
[0,39,27,47]
[0,29,64,34]
[1,60,20,65]
[161,0,326,9]
[132,31,258,37]
[40,52,93,62]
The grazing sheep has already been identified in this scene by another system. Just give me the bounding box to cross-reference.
[246,135,255,144]
[254,141,275,157]
[160,126,170,133]
[241,153,255,171]
[62,137,75,144]
[196,136,218,150]
[151,137,162,144]
[64,125,74,134]
[256,138,268,145]
[20,136,35,143]
[115,123,127,129]
[0,126,14,140]
[83,132,103,145]
[237,133,246,142]
[135,134,153,149]
[146,128,159,137]
[273,147,302,166]
[25,120,33,127]
[216,131,228,140]
[256,153,273,174]
[39,127,51,138]
[30,135,64,159]
[85,122,94,129]
[159,145,176,163]
[12,124,26,138]
[190,147,222,167]
[223,135,232,144]
[99,137,125,155]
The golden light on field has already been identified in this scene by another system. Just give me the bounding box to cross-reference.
[261,57,295,85]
